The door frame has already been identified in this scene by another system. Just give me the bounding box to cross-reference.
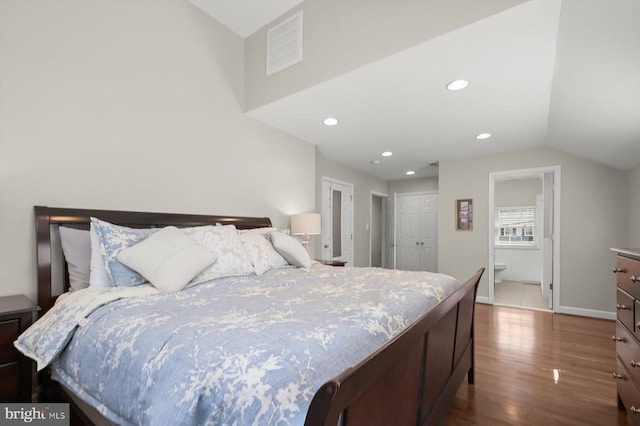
[321,176,354,265]
[488,166,561,312]
[369,191,388,267]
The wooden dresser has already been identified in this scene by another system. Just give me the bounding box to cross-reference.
[612,248,640,422]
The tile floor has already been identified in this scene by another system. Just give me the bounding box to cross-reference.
[494,280,551,310]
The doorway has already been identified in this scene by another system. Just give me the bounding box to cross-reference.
[488,166,561,312]
[369,192,388,267]
[321,177,354,265]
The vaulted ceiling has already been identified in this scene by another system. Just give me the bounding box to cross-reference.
[193,0,640,181]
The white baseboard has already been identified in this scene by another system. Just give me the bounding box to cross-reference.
[474,297,615,320]
[557,305,615,321]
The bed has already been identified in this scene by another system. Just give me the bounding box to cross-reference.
[25,206,484,426]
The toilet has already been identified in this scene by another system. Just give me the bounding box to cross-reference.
[494,263,507,283]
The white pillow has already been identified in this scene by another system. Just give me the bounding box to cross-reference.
[270,231,312,268]
[182,225,255,283]
[89,223,112,288]
[239,232,289,274]
[91,217,161,287]
[117,226,216,293]
[58,227,91,292]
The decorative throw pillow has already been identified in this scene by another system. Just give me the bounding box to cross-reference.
[182,225,255,283]
[117,226,216,293]
[59,227,91,292]
[237,227,278,236]
[270,231,313,268]
[239,232,289,275]
[89,224,112,288]
[90,217,159,287]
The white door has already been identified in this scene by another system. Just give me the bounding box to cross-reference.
[321,178,354,265]
[395,192,438,271]
[396,195,420,271]
[418,193,438,272]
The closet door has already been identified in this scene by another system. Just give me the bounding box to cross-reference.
[395,193,438,272]
[418,193,438,272]
[396,195,420,271]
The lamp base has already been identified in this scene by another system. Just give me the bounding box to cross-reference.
[301,234,310,253]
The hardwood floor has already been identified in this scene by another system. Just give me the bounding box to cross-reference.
[446,304,631,425]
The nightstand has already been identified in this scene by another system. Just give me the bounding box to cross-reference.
[0,295,39,402]
[316,259,347,267]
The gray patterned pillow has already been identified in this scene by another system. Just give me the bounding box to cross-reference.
[182,225,255,283]
[239,232,288,274]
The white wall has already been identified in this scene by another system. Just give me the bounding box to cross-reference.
[389,177,439,194]
[439,146,628,317]
[315,150,388,267]
[629,162,640,248]
[494,178,541,206]
[495,249,542,282]
[0,1,316,301]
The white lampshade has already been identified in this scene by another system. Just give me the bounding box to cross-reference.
[291,213,321,236]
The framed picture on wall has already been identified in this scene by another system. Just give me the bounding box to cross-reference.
[456,199,473,231]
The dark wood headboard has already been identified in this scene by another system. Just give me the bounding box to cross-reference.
[34,206,272,315]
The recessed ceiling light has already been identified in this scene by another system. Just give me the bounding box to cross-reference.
[406,170,415,175]
[323,117,338,126]
[446,79,469,91]
[381,151,393,157]
[476,133,492,140]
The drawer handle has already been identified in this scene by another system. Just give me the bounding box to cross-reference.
[614,267,622,273]
[612,335,626,342]
[617,304,631,310]
[632,275,639,283]
[613,372,624,379]
[631,406,640,414]
[632,361,640,368]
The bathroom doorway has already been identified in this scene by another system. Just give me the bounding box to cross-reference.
[488,166,560,312]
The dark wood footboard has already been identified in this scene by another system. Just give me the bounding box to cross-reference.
[305,268,484,426]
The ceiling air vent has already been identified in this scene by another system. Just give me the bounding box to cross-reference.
[266,11,303,76]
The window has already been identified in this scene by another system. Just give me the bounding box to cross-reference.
[495,207,535,246]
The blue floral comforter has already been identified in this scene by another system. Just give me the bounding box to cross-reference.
[16,264,460,425]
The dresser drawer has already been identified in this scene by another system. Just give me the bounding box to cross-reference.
[0,361,20,402]
[618,289,635,333]
[617,322,640,385]
[617,256,640,300]
[0,319,20,365]
[616,357,640,424]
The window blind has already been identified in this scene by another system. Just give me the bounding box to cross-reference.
[496,208,535,228]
